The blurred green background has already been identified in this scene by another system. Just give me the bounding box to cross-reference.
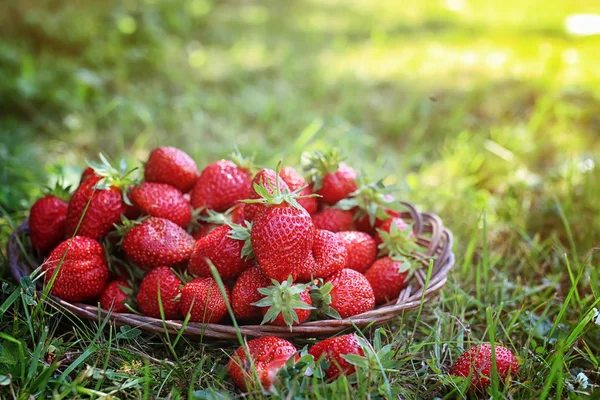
[1,0,600,397]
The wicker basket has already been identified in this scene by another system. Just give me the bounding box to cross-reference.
[8,202,454,339]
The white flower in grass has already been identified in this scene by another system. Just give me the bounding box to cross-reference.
[575,372,589,390]
[592,308,600,326]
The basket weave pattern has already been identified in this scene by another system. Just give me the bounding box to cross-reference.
[8,202,454,339]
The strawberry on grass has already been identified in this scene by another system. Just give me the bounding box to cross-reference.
[449,343,519,390]
[227,336,298,391]
[308,334,365,380]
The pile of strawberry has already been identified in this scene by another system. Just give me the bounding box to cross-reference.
[30,146,420,327]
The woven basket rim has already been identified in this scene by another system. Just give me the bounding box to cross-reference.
[7,201,454,339]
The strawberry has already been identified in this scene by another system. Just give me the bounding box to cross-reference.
[190,159,251,213]
[65,155,135,240]
[42,236,109,302]
[80,167,95,183]
[99,280,133,313]
[324,269,375,318]
[243,168,289,222]
[130,182,191,228]
[337,231,377,273]
[311,208,355,232]
[297,230,347,281]
[375,217,411,246]
[144,146,198,193]
[29,195,68,254]
[302,149,358,205]
[231,204,246,224]
[227,336,298,391]
[122,217,195,270]
[136,266,182,319]
[308,334,364,380]
[188,224,251,280]
[280,166,318,215]
[336,180,403,234]
[450,344,519,390]
[253,278,313,327]
[179,277,230,323]
[364,257,409,304]
[251,205,314,282]
[232,265,271,320]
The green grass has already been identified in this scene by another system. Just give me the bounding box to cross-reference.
[1,0,600,398]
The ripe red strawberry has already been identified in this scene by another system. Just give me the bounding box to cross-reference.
[99,280,132,313]
[130,182,191,228]
[227,336,298,391]
[232,265,271,320]
[312,208,355,232]
[297,230,347,281]
[450,344,519,389]
[303,150,358,205]
[280,166,318,215]
[231,204,246,224]
[144,146,198,193]
[364,257,408,304]
[337,231,377,273]
[190,159,251,212]
[29,195,68,254]
[325,269,375,318]
[244,169,289,222]
[308,334,364,380]
[122,217,195,270]
[179,277,230,323]
[80,167,95,183]
[136,266,182,319]
[42,236,109,302]
[188,224,251,280]
[252,205,314,282]
[65,155,136,240]
[354,207,401,234]
[65,173,128,240]
[375,217,411,246]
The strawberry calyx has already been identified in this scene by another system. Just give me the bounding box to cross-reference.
[230,149,259,175]
[242,164,317,210]
[41,179,72,202]
[227,221,255,261]
[336,178,403,228]
[377,222,420,272]
[253,277,314,329]
[309,280,341,320]
[301,148,346,191]
[86,153,139,205]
